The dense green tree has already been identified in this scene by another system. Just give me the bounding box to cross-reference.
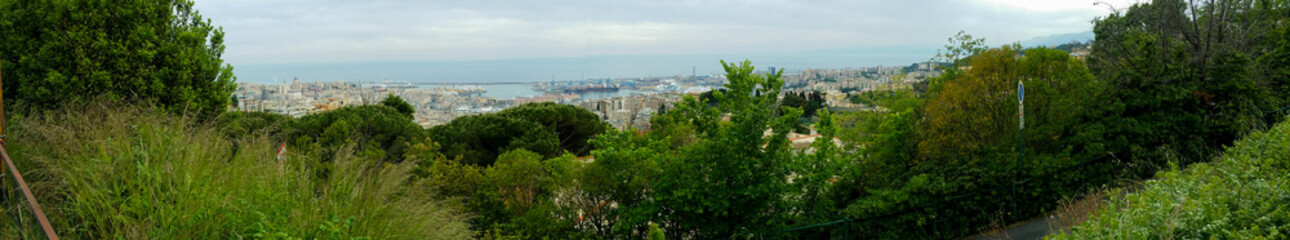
[407,139,483,197]
[0,0,236,117]
[697,89,726,106]
[822,39,1112,238]
[484,150,551,216]
[1253,9,1290,124]
[575,60,802,239]
[286,105,424,163]
[780,91,826,133]
[407,136,589,238]
[449,149,586,238]
[428,102,607,166]
[646,108,697,149]
[576,130,668,237]
[1088,0,1286,174]
[807,91,826,117]
[380,94,415,118]
[837,89,922,163]
[919,45,1103,163]
[780,91,809,116]
[428,114,559,166]
[783,108,846,237]
[832,88,923,206]
[647,60,799,239]
[496,102,608,156]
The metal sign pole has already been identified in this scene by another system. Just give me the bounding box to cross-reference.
[1,60,5,141]
[1015,80,1023,215]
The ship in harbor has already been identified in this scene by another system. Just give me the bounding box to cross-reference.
[560,84,621,94]
[559,84,619,93]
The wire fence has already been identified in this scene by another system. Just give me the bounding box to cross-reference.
[771,106,1290,239]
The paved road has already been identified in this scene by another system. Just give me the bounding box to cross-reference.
[966,216,1067,240]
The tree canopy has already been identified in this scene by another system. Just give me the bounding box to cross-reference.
[919,45,1103,163]
[0,0,236,117]
[380,94,415,118]
[495,102,608,156]
[589,60,802,239]
[428,102,607,166]
[286,105,425,163]
[429,113,559,166]
[1086,0,1290,174]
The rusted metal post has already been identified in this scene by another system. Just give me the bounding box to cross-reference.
[0,146,58,239]
[0,59,58,239]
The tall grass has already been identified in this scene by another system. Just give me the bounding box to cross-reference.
[0,104,471,239]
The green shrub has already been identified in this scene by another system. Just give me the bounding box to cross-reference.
[1049,118,1290,239]
[0,104,471,239]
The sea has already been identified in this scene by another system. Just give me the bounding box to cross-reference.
[231,48,936,99]
[414,83,647,100]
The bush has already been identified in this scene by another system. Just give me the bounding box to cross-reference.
[1049,118,1290,239]
[0,104,471,239]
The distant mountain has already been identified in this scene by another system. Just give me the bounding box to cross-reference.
[1018,31,1094,48]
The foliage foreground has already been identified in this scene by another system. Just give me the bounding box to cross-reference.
[1050,118,1290,239]
[0,0,237,118]
[0,104,471,239]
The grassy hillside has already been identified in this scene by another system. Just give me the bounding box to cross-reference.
[1049,118,1290,239]
[0,104,471,239]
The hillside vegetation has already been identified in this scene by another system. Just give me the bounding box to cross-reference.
[1049,118,1290,239]
[3,0,1290,239]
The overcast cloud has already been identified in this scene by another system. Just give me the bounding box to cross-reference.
[198,0,1130,67]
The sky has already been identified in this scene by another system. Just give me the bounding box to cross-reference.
[197,0,1133,83]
